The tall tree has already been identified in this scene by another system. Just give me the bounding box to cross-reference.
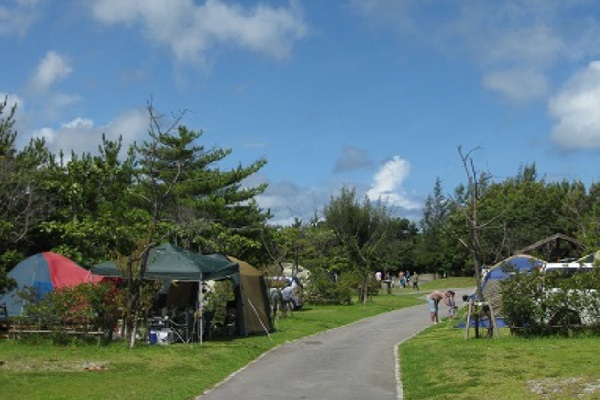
[0,98,52,293]
[323,186,392,303]
[452,146,491,298]
[38,135,137,263]
[414,177,458,275]
[114,103,270,345]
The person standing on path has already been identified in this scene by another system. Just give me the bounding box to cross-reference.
[426,290,454,324]
[412,272,419,290]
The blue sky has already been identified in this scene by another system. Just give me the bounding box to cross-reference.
[3,1,600,225]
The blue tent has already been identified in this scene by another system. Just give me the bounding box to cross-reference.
[458,255,545,330]
[484,254,545,283]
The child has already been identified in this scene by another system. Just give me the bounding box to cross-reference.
[447,291,458,318]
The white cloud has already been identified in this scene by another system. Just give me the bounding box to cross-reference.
[0,0,41,36]
[549,61,600,150]
[30,108,148,157]
[29,51,73,92]
[257,180,326,226]
[105,108,149,145]
[90,0,308,65]
[483,69,548,104]
[351,1,600,104]
[366,156,420,210]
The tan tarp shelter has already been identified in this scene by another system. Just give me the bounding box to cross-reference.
[205,255,273,336]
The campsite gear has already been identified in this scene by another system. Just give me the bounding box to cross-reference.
[0,252,100,318]
[91,244,273,339]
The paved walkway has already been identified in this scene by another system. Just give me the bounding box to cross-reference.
[197,288,473,400]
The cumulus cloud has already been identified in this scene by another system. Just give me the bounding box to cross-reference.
[257,156,423,226]
[31,108,148,157]
[256,180,327,226]
[90,0,308,65]
[366,156,420,210]
[29,51,73,92]
[0,0,41,36]
[333,145,372,173]
[549,61,600,151]
[351,1,600,104]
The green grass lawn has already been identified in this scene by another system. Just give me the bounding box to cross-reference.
[399,299,600,399]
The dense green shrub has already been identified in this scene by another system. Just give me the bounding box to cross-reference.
[15,282,124,342]
[304,271,353,305]
[500,270,547,334]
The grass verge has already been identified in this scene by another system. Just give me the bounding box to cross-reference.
[399,308,600,399]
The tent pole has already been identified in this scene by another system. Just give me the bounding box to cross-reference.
[198,273,203,345]
[246,297,272,341]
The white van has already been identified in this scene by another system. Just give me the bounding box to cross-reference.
[542,262,597,326]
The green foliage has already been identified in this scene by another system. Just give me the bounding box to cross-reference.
[0,250,20,295]
[304,270,352,305]
[500,271,548,334]
[415,177,455,274]
[0,98,52,259]
[133,121,269,258]
[323,186,394,302]
[15,282,124,342]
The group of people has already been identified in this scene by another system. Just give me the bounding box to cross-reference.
[374,270,420,291]
[372,271,461,324]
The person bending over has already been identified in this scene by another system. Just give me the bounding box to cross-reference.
[426,290,455,324]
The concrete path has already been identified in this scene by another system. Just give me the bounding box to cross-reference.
[197,288,473,400]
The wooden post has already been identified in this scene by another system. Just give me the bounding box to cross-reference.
[464,299,473,339]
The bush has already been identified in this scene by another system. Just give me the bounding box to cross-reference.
[304,271,353,305]
[500,270,547,335]
[15,282,123,343]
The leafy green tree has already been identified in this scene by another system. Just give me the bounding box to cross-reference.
[0,97,53,293]
[132,107,269,259]
[570,181,600,255]
[414,177,460,275]
[323,186,392,303]
[38,136,137,264]
[112,103,270,346]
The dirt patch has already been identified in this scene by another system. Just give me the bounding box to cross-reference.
[528,377,600,399]
[0,359,109,372]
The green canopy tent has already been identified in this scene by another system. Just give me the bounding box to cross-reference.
[91,243,235,281]
[91,243,273,340]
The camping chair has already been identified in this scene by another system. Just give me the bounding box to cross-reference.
[169,319,189,343]
[169,309,196,343]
